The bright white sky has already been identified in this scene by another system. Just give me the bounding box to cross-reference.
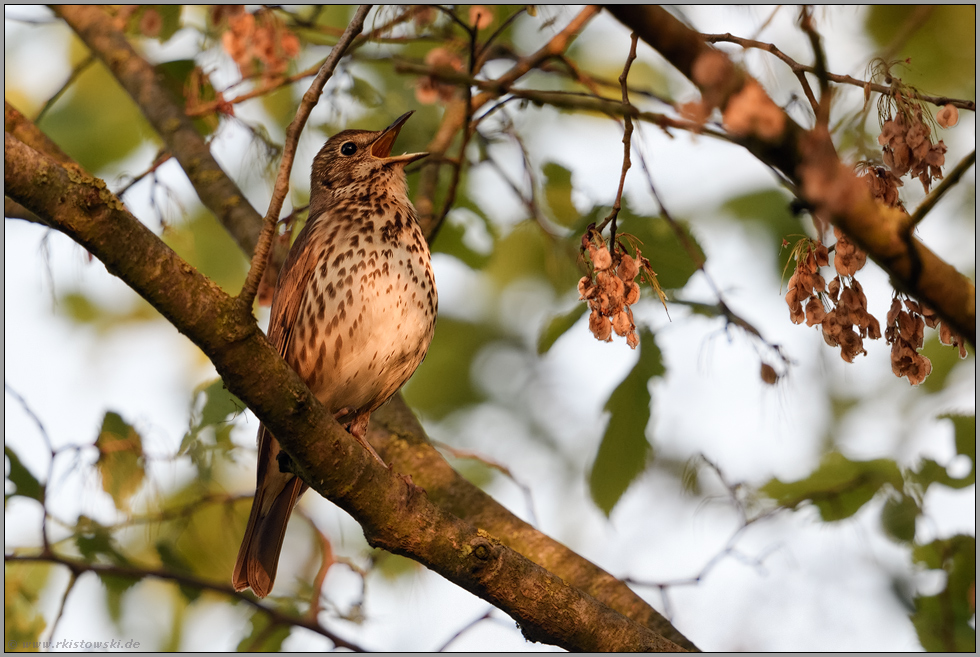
[4,5,975,651]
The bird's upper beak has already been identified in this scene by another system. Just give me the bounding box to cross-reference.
[371,111,428,165]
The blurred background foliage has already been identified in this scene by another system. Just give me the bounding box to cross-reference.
[4,4,975,652]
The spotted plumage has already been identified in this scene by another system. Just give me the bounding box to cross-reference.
[233,112,436,598]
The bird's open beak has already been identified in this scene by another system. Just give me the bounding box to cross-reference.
[371,111,429,165]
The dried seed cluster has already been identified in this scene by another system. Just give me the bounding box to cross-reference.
[878,110,948,193]
[215,7,300,81]
[785,234,880,363]
[579,234,642,349]
[416,48,464,105]
[786,226,966,381]
[885,298,968,385]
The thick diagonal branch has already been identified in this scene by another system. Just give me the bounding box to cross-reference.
[5,133,690,652]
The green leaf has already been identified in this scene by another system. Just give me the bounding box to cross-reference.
[39,58,158,173]
[57,291,161,333]
[163,208,249,294]
[911,414,977,492]
[181,379,243,480]
[156,541,201,603]
[4,446,44,504]
[484,221,581,294]
[537,303,588,354]
[237,612,292,652]
[615,205,703,290]
[880,494,918,543]
[349,75,385,108]
[431,207,493,270]
[865,6,976,97]
[542,162,578,227]
[945,413,976,474]
[589,330,664,515]
[99,573,141,624]
[402,318,505,418]
[910,535,976,652]
[721,188,800,270]
[95,412,145,512]
[760,452,903,521]
[74,516,129,565]
[4,562,51,648]
[155,59,220,137]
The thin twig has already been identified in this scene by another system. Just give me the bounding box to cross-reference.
[597,33,639,246]
[394,59,734,143]
[114,150,172,197]
[5,382,54,552]
[35,54,95,122]
[429,7,481,242]
[45,572,78,645]
[238,5,371,308]
[4,553,365,651]
[798,7,830,127]
[432,440,539,529]
[908,149,976,227]
[189,6,426,119]
[624,456,784,620]
[436,609,494,651]
[632,141,791,366]
[470,5,601,111]
[701,32,976,112]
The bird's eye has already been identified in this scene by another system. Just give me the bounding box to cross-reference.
[340,142,357,156]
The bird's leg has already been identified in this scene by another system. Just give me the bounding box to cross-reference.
[341,411,387,466]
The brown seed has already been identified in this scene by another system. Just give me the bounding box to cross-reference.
[612,310,632,336]
[592,245,612,270]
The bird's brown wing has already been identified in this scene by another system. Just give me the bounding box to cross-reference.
[233,217,322,597]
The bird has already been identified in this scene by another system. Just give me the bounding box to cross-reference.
[233,111,437,598]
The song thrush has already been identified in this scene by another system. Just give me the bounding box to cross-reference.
[233,112,437,598]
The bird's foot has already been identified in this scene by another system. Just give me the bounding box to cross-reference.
[348,413,387,467]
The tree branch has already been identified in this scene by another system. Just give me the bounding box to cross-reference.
[907,149,976,228]
[605,5,975,344]
[4,553,364,651]
[52,5,264,255]
[700,32,976,112]
[5,133,691,653]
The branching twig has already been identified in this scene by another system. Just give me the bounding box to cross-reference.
[394,59,734,143]
[470,5,601,111]
[624,456,784,620]
[114,150,173,197]
[632,141,791,366]
[701,32,976,112]
[3,553,364,651]
[238,5,371,308]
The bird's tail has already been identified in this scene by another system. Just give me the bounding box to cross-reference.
[232,426,305,598]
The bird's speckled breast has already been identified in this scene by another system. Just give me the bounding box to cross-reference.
[288,199,437,418]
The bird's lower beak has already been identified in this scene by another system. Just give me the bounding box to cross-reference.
[371,111,429,165]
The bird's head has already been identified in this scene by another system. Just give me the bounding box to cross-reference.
[310,111,428,209]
